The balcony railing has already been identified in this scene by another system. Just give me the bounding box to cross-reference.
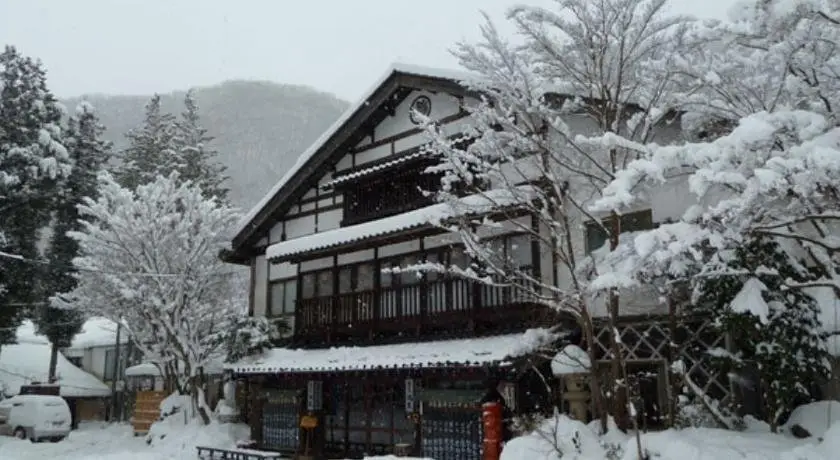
[295,275,539,337]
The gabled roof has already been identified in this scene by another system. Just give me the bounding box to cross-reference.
[230,63,478,255]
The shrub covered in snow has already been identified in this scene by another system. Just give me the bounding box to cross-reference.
[690,238,830,430]
[501,414,609,460]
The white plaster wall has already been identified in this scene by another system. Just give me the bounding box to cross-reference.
[317,172,333,187]
[337,249,375,266]
[319,208,343,232]
[88,346,109,380]
[269,261,297,281]
[336,151,355,171]
[379,240,421,258]
[253,255,268,317]
[82,348,95,375]
[376,90,462,140]
[353,143,390,166]
[424,232,461,250]
[300,256,334,272]
[285,215,317,239]
[269,222,284,244]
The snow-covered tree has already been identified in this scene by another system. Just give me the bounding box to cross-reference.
[691,237,829,430]
[62,172,274,424]
[35,102,112,381]
[115,94,177,190]
[589,0,840,424]
[421,0,702,430]
[0,45,71,346]
[173,90,229,202]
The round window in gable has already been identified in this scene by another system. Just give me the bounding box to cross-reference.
[408,95,432,125]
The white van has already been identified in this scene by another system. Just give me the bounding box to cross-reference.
[0,394,72,442]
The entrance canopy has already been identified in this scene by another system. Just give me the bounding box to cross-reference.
[227,328,559,375]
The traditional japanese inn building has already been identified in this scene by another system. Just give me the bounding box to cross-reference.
[221,63,726,459]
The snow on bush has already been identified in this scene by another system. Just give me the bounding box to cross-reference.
[146,415,250,456]
[782,401,840,439]
[501,414,607,460]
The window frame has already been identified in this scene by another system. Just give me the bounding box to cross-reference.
[269,278,298,317]
[584,209,654,254]
[103,348,117,380]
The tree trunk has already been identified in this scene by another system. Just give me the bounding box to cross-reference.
[48,342,59,383]
[607,209,631,431]
[667,292,681,427]
[580,309,608,434]
[189,372,211,425]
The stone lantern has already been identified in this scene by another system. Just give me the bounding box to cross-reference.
[551,344,592,422]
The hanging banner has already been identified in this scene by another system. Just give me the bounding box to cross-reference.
[307,380,323,411]
[405,378,416,413]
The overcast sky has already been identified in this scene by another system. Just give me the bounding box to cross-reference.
[1,0,732,101]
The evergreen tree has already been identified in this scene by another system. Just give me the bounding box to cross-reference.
[0,45,71,347]
[691,237,829,431]
[173,90,229,202]
[35,102,112,380]
[115,94,177,190]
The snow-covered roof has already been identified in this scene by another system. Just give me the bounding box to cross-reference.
[14,321,50,345]
[226,328,558,374]
[15,318,128,350]
[0,343,111,398]
[125,358,225,377]
[266,185,537,262]
[232,62,477,248]
[321,148,434,188]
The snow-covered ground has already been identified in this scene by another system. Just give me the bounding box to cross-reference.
[501,406,840,460]
[0,420,248,460]
[3,405,840,460]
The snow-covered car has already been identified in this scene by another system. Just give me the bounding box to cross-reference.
[0,394,72,442]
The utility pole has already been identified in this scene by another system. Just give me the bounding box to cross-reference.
[110,321,122,421]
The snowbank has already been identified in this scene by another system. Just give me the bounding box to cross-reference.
[0,343,111,398]
[627,427,817,460]
[499,414,840,460]
[501,415,606,460]
[147,417,250,456]
[782,400,840,438]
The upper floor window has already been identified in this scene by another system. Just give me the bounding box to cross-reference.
[269,278,298,335]
[482,233,534,275]
[343,164,440,226]
[103,348,126,380]
[585,209,653,254]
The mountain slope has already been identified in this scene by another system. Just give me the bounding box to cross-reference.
[63,80,349,208]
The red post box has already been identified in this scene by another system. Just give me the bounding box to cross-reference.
[482,401,503,460]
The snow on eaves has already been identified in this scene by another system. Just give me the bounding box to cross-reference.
[0,343,111,398]
[233,62,478,243]
[125,358,225,377]
[321,149,432,189]
[227,328,558,374]
[266,185,537,261]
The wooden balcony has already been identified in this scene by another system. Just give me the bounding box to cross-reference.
[295,277,544,343]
